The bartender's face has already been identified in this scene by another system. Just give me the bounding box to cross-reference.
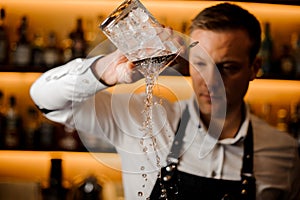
[189,29,258,117]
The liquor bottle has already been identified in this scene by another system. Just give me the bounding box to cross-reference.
[85,19,97,54]
[0,90,5,148]
[58,126,78,151]
[0,8,9,65]
[258,22,274,77]
[69,18,87,59]
[181,21,188,34]
[290,32,300,79]
[43,31,61,68]
[24,106,39,150]
[261,103,272,124]
[31,31,45,67]
[3,95,22,149]
[72,175,102,200]
[276,108,288,132]
[289,101,300,139]
[13,16,31,67]
[42,158,68,200]
[36,117,55,150]
[277,44,296,79]
[61,31,73,63]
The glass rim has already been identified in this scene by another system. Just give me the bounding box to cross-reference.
[99,0,158,31]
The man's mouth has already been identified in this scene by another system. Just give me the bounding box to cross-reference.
[200,93,211,102]
[200,92,222,102]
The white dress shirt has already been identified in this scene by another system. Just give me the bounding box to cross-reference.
[30,57,300,200]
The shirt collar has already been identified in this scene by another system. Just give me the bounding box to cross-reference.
[188,96,250,145]
[218,104,250,145]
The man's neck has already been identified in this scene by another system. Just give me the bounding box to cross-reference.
[201,103,245,139]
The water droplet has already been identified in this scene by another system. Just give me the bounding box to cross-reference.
[140,138,144,146]
[140,166,145,170]
[142,174,147,178]
[143,147,148,152]
[138,191,143,196]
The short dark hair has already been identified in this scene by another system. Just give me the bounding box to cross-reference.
[190,3,261,63]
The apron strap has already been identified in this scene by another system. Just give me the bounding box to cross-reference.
[242,122,254,175]
[240,122,256,200]
[150,106,256,200]
[166,105,190,165]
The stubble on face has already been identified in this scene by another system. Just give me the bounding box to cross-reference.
[189,29,254,122]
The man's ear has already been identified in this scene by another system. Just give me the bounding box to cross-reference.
[250,57,261,81]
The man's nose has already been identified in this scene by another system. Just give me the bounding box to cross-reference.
[203,64,222,93]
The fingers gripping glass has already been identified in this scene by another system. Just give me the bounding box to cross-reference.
[100,0,182,75]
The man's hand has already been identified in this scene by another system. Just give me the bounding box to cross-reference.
[92,50,136,86]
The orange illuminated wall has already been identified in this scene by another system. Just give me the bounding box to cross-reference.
[1,0,300,55]
[0,151,123,199]
[1,73,300,127]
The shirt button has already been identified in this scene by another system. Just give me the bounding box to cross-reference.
[211,171,216,177]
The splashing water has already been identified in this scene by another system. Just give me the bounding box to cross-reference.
[138,58,162,170]
[136,55,173,198]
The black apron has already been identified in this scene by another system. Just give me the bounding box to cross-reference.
[150,107,256,200]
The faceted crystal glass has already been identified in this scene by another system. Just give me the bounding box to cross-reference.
[100,0,181,74]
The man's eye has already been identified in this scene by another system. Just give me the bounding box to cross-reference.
[218,64,240,73]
